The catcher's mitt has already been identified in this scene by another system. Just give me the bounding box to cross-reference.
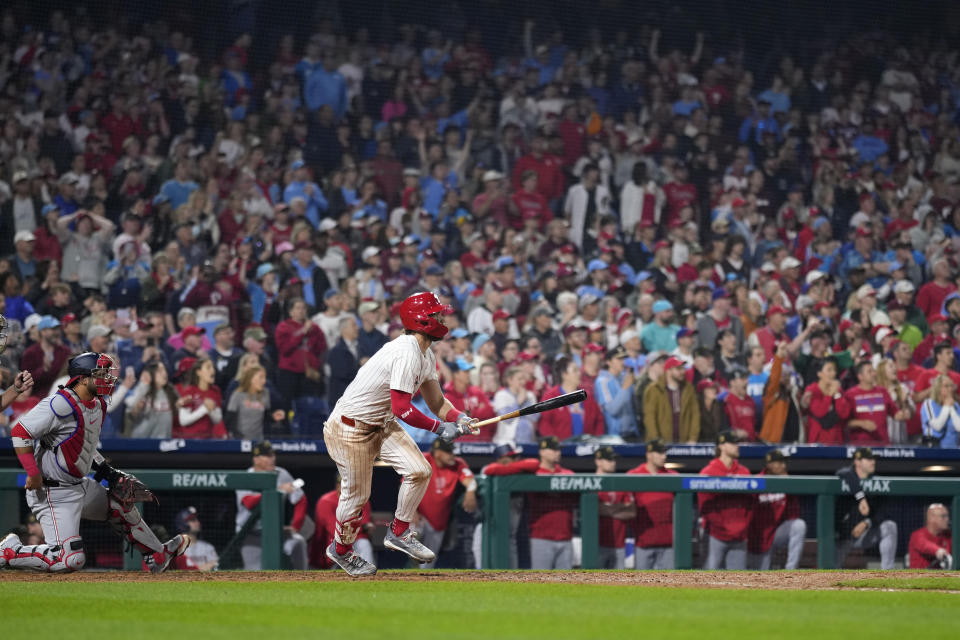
[108,472,157,507]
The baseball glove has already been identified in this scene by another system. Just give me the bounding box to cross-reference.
[108,472,156,507]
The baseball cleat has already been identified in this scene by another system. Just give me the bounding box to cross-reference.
[145,535,190,574]
[326,543,377,577]
[384,528,436,563]
[0,533,23,569]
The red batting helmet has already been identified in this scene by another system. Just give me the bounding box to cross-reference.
[399,292,453,339]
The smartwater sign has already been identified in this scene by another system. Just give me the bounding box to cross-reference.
[682,477,766,491]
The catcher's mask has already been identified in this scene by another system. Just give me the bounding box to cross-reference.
[67,352,120,396]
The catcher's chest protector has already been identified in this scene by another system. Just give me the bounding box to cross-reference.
[45,390,107,479]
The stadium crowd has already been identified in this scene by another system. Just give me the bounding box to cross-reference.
[3,5,960,453]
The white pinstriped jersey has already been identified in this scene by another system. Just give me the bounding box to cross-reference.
[332,334,437,426]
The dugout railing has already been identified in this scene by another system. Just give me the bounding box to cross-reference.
[0,469,285,570]
[480,474,960,570]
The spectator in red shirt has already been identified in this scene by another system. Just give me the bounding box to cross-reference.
[699,430,754,569]
[538,356,604,439]
[912,314,952,366]
[415,439,477,568]
[274,298,327,411]
[746,450,807,570]
[443,357,496,441]
[511,170,552,232]
[844,361,908,446]
[915,342,960,401]
[908,503,953,569]
[749,305,789,361]
[174,357,227,439]
[661,162,698,225]
[724,369,757,441]
[311,476,374,569]
[512,134,564,203]
[627,438,678,569]
[19,316,71,398]
[472,170,517,229]
[594,446,636,569]
[916,259,956,318]
[803,358,851,444]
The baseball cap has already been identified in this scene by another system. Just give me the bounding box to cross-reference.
[760,261,776,273]
[873,326,894,343]
[696,379,717,393]
[646,350,668,366]
[176,357,198,377]
[290,160,305,170]
[14,230,36,244]
[454,357,476,372]
[856,284,877,300]
[663,356,685,371]
[213,322,233,336]
[594,446,618,461]
[766,305,789,318]
[885,299,904,312]
[318,218,337,233]
[712,288,730,301]
[255,263,275,280]
[539,436,561,451]
[182,325,205,338]
[582,343,605,356]
[646,438,668,454]
[578,294,600,311]
[563,322,586,337]
[275,241,295,255]
[431,438,455,453]
[472,334,491,352]
[853,447,875,460]
[619,329,639,345]
[606,345,628,360]
[403,167,421,177]
[677,327,697,339]
[893,280,915,294]
[652,300,674,314]
[765,449,787,463]
[12,170,29,183]
[37,315,60,330]
[24,314,42,332]
[780,256,801,270]
[244,327,268,342]
[41,203,60,216]
[717,430,741,445]
[482,170,504,182]
[86,324,112,341]
[450,327,470,339]
[587,259,609,273]
[928,313,948,326]
[493,442,522,458]
[61,313,78,326]
[252,441,275,457]
[805,271,826,286]
[492,309,511,321]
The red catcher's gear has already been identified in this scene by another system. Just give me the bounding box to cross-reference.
[399,292,453,339]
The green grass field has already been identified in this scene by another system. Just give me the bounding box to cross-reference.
[2,573,958,640]
[836,576,960,590]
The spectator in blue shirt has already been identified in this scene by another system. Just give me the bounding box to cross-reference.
[284,160,328,228]
[220,50,252,107]
[757,76,791,114]
[672,86,703,116]
[421,161,459,216]
[595,346,638,438]
[852,121,889,163]
[422,31,451,80]
[160,162,199,212]
[739,100,781,144]
[302,51,348,119]
[839,227,883,280]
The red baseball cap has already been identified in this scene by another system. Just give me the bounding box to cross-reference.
[582,343,605,356]
[517,351,537,362]
[492,309,511,321]
[176,357,197,377]
[663,356,685,371]
[731,197,747,208]
[61,313,78,325]
[654,240,671,252]
[838,318,855,332]
[813,301,830,312]
[696,379,716,393]
[766,305,789,318]
[182,326,205,338]
[556,264,574,278]
[928,313,948,325]
[855,226,872,238]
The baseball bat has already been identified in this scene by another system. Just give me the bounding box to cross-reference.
[472,389,588,428]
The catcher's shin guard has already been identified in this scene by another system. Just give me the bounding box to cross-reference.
[1,533,86,572]
[107,497,163,554]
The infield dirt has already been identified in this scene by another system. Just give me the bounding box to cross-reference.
[1,570,958,590]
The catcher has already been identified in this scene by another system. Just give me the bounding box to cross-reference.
[0,314,34,410]
[1,352,189,573]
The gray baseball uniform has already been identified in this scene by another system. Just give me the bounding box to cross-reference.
[236,465,308,570]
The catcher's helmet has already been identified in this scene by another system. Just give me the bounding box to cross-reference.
[398,292,453,339]
[67,352,120,396]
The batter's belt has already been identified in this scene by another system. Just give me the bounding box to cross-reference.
[340,415,383,431]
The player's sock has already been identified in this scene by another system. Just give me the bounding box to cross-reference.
[391,518,410,536]
[335,542,352,556]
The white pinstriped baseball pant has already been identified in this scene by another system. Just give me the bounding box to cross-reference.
[324,415,432,547]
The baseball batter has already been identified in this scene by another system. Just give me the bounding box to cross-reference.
[323,292,478,576]
[1,352,189,573]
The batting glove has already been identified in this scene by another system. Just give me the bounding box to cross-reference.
[456,414,479,436]
[436,421,459,442]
